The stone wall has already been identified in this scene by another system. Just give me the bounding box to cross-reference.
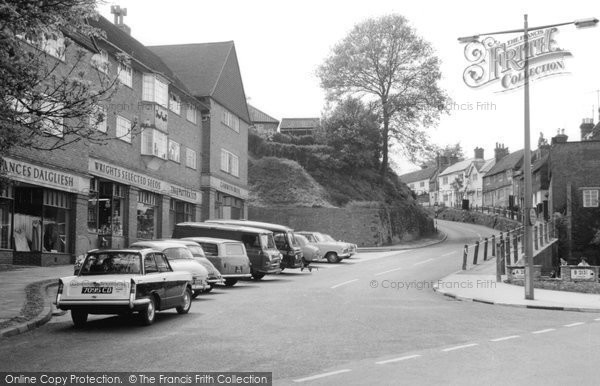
[248,204,435,247]
[425,207,521,232]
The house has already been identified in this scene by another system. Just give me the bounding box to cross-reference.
[437,148,486,208]
[482,144,524,208]
[398,166,437,205]
[547,123,600,263]
[1,13,205,264]
[248,104,279,139]
[279,118,320,136]
[462,153,495,208]
[150,41,251,220]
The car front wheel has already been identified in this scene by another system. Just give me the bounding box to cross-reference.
[326,252,340,263]
[251,272,265,280]
[176,287,192,314]
[224,278,238,286]
[139,296,156,326]
[71,310,87,328]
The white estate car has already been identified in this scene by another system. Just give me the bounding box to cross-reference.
[56,249,193,327]
[296,232,353,263]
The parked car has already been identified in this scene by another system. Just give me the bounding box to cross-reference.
[296,231,352,263]
[180,237,252,286]
[56,249,192,327]
[294,233,322,263]
[206,220,304,270]
[172,222,282,280]
[157,239,224,291]
[129,240,209,298]
[320,233,358,257]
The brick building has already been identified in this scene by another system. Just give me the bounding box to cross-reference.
[149,42,250,220]
[482,144,523,208]
[0,15,208,264]
[279,118,320,136]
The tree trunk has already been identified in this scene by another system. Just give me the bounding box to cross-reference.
[380,101,390,179]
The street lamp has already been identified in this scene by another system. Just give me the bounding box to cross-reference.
[458,16,598,300]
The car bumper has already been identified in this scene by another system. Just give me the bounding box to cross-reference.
[221,273,252,279]
[56,297,151,312]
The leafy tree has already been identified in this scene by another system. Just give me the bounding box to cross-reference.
[321,97,381,170]
[1,1,124,166]
[317,14,449,178]
[422,143,465,166]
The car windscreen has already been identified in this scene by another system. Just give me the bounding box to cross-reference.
[260,234,276,250]
[163,247,194,260]
[295,234,308,246]
[274,233,287,249]
[199,243,219,257]
[322,234,337,242]
[302,233,317,242]
[288,231,299,247]
[185,244,206,258]
[80,253,141,275]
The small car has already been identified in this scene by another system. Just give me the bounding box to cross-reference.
[296,231,352,263]
[294,233,322,263]
[56,249,193,327]
[129,240,210,298]
[181,237,252,286]
[157,239,224,292]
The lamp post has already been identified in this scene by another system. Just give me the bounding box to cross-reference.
[458,16,598,300]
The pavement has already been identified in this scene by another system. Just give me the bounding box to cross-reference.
[434,257,600,312]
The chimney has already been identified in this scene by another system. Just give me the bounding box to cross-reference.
[551,128,569,145]
[580,118,595,141]
[474,147,484,159]
[111,5,131,35]
[494,143,509,162]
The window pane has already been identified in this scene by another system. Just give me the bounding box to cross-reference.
[168,140,181,162]
[43,206,69,253]
[0,200,12,249]
[142,73,154,102]
[116,116,131,142]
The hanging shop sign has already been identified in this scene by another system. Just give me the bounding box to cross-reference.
[1,156,89,194]
[462,27,572,91]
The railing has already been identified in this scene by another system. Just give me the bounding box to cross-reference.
[460,220,557,281]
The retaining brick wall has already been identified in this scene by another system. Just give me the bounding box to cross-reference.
[248,205,435,247]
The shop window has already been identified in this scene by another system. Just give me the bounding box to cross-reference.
[169,199,194,235]
[87,179,126,237]
[0,196,12,249]
[137,190,158,240]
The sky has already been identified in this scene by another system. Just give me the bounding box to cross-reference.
[98,0,600,174]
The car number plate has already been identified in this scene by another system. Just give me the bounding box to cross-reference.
[82,286,113,294]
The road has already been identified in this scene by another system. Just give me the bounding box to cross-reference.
[1,220,598,385]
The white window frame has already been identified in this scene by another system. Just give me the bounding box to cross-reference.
[169,93,181,115]
[39,99,63,137]
[142,73,168,108]
[116,115,131,143]
[141,128,167,159]
[89,105,107,133]
[221,108,240,132]
[220,148,239,177]
[185,148,197,169]
[91,50,110,75]
[186,104,197,124]
[168,140,181,163]
[117,62,132,88]
[583,189,599,208]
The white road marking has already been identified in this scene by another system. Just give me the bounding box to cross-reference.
[376,354,421,365]
[413,258,434,266]
[490,335,520,342]
[442,343,478,352]
[330,279,358,289]
[441,252,456,257]
[564,322,585,327]
[532,328,556,334]
[375,267,403,276]
[293,369,352,382]
[354,250,408,264]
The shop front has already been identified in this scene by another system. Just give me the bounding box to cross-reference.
[88,158,202,248]
[201,175,248,220]
[0,156,89,265]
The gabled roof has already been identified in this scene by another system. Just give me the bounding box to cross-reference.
[248,104,279,124]
[149,42,251,123]
[399,166,437,184]
[532,152,549,173]
[89,16,190,94]
[280,118,320,129]
[480,158,496,174]
[484,149,524,176]
[439,158,475,177]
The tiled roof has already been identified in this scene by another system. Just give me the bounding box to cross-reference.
[149,42,251,123]
[485,149,524,176]
[479,158,496,174]
[399,166,437,184]
[89,17,190,94]
[439,158,476,176]
[248,104,279,124]
[280,118,320,129]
